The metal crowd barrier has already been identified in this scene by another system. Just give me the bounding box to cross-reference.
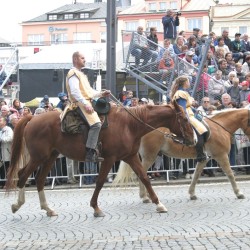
[0,144,249,189]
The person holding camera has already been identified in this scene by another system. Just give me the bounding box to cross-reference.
[162,9,180,44]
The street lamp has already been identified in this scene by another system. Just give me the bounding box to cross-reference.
[214,0,219,4]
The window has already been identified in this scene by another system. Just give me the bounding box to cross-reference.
[159,2,167,11]
[170,1,177,10]
[125,22,139,31]
[148,3,157,11]
[147,21,162,32]
[239,26,247,35]
[80,13,90,19]
[100,32,106,43]
[51,33,68,44]
[188,19,202,31]
[73,32,92,43]
[27,34,44,45]
[48,15,57,21]
[64,14,73,20]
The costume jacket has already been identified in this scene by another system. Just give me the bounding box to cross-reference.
[66,68,101,126]
[172,89,207,135]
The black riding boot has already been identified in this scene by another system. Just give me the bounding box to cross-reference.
[195,134,207,162]
[85,148,104,162]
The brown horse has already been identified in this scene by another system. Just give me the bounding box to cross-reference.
[114,108,250,203]
[6,101,194,217]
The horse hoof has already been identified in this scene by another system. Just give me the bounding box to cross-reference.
[11,204,19,214]
[190,195,197,200]
[94,211,105,217]
[237,194,245,199]
[47,211,58,217]
[142,198,151,203]
[156,202,168,213]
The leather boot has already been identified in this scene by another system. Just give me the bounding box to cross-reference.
[195,134,207,162]
[85,148,104,162]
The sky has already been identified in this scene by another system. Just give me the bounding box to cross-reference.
[1,0,79,42]
[1,0,233,42]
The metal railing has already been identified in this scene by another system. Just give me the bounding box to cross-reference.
[121,31,224,104]
[1,144,249,190]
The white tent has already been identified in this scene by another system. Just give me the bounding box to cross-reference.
[19,43,125,71]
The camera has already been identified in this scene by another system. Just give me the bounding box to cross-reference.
[176,12,181,16]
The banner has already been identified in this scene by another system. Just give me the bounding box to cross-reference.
[235,128,250,150]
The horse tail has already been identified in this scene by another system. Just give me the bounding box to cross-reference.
[112,161,137,187]
[6,115,33,191]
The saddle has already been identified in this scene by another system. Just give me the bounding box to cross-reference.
[60,98,110,135]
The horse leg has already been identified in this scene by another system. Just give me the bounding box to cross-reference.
[126,155,167,213]
[36,154,59,216]
[38,190,57,216]
[90,159,115,217]
[138,143,163,203]
[217,156,245,199]
[139,180,151,203]
[139,157,157,204]
[11,187,25,213]
[10,159,40,213]
[188,161,207,200]
[17,161,39,188]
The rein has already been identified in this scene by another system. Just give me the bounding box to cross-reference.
[109,93,185,143]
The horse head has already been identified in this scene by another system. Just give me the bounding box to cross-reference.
[171,100,195,146]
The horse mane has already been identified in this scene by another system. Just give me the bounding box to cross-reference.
[208,108,238,119]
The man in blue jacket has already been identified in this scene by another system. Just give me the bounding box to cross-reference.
[162,9,180,43]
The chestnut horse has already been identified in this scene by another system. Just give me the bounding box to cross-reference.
[6,101,194,217]
[114,108,250,203]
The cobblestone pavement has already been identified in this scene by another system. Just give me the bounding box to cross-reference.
[1,181,250,250]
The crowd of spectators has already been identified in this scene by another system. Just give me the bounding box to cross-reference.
[128,21,250,179]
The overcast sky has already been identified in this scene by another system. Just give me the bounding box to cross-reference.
[1,0,232,42]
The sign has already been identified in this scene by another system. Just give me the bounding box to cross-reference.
[48,26,68,32]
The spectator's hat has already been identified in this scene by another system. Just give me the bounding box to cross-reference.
[92,97,111,115]
[43,95,49,100]
[139,97,148,104]
[193,28,200,32]
[186,50,195,56]
[240,80,249,87]
[235,32,241,37]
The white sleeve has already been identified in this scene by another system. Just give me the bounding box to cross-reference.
[0,127,13,143]
[68,75,87,105]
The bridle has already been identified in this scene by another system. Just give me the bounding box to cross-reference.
[109,93,189,144]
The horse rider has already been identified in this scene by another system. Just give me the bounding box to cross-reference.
[66,51,110,162]
[170,75,208,162]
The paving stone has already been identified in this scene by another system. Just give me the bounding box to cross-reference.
[1,181,250,249]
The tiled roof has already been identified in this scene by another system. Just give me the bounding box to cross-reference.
[118,2,146,15]
[181,0,215,12]
[23,2,107,23]
[213,5,250,18]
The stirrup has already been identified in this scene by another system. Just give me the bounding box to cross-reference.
[85,148,104,162]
